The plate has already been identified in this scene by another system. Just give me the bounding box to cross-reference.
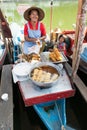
[40,51,68,63]
[13,62,31,76]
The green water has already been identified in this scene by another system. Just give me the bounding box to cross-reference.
[0,0,78,33]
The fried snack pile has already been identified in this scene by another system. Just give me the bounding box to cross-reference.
[22,53,40,62]
[49,48,62,62]
[31,68,59,83]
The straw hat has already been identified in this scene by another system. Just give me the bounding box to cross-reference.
[23,6,45,21]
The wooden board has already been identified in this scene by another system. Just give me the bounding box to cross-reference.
[0,64,13,130]
[64,62,87,102]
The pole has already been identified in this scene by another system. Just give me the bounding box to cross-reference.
[50,0,53,41]
[72,0,87,79]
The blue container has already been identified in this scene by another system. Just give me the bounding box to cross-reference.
[13,44,20,62]
[14,44,19,51]
[1,44,5,49]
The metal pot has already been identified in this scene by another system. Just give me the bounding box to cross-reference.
[29,62,61,88]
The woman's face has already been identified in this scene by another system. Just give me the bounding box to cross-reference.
[29,10,39,22]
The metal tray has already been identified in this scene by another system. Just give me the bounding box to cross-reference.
[40,51,68,64]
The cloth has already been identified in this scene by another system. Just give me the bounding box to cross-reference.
[23,22,42,54]
[58,42,66,55]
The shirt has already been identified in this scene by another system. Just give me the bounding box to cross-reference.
[58,42,67,55]
[24,21,46,37]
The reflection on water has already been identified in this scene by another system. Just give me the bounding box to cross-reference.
[0,0,78,32]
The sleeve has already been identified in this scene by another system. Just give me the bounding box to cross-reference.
[40,22,46,36]
[24,24,28,36]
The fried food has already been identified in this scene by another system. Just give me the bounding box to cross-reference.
[49,48,62,62]
[32,69,39,80]
[38,71,46,82]
[35,69,43,82]
[49,52,57,62]
[54,48,62,60]
[31,68,59,83]
[44,72,51,82]
[22,53,40,62]
[50,74,58,81]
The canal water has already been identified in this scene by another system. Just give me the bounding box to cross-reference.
[0,0,78,33]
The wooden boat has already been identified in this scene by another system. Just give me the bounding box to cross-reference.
[61,30,87,75]
[33,99,75,130]
[3,1,87,130]
[0,9,13,67]
[12,61,75,130]
[33,1,87,129]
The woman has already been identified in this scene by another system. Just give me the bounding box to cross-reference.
[23,6,46,54]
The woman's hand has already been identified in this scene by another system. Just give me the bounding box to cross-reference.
[24,35,38,43]
[32,38,38,43]
[39,36,46,40]
[36,39,40,45]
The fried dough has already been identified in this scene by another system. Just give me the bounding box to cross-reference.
[49,48,62,61]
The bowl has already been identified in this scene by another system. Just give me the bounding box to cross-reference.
[29,62,61,88]
[1,93,8,101]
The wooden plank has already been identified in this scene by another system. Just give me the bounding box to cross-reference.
[64,62,87,102]
[0,64,13,130]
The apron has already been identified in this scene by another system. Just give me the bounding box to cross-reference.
[23,22,42,54]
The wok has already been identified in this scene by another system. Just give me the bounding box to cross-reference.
[29,62,61,88]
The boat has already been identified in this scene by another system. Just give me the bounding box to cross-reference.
[1,1,86,130]
[0,9,13,68]
[33,1,87,129]
[61,29,87,75]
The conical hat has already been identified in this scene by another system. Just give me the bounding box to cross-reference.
[23,6,45,21]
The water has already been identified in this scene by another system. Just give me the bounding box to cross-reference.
[0,0,78,33]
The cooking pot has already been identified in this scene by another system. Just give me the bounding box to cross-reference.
[29,62,61,88]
